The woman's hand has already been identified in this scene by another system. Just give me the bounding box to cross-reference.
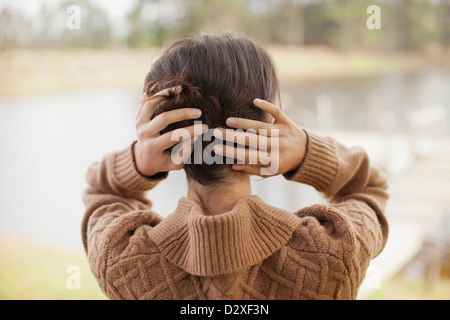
[134,86,208,177]
[213,98,307,177]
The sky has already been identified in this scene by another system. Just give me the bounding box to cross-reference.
[0,0,137,37]
[0,0,187,39]
[0,0,135,18]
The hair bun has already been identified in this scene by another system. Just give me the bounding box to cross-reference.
[145,76,199,99]
[147,77,223,133]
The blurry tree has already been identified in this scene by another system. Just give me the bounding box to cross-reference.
[411,0,441,48]
[442,0,450,47]
[266,0,305,46]
[0,0,448,52]
[60,0,112,49]
[126,0,185,47]
[126,0,149,47]
[35,4,52,49]
[0,8,16,50]
[0,7,32,50]
[395,0,412,51]
[181,0,249,37]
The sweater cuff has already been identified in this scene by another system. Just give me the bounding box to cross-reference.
[114,142,168,192]
[283,130,338,192]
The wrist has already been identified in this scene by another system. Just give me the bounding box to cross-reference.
[286,128,307,173]
[297,128,307,165]
[133,141,158,177]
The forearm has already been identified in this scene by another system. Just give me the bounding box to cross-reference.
[285,129,389,257]
[284,130,387,201]
[82,142,168,251]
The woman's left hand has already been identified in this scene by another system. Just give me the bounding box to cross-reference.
[212,98,307,177]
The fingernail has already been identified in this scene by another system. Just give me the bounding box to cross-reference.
[254,98,262,105]
[193,109,202,117]
[213,128,222,137]
[172,86,182,93]
[202,124,208,131]
[227,118,236,126]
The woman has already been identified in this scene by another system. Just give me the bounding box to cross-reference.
[82,32,389,300]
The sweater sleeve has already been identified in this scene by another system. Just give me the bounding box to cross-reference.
[81,142,168,291]
[283,130,389,293]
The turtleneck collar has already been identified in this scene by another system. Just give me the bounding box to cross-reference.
[149,195,302,276]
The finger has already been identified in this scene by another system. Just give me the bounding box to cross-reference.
[136,92,148,121]
[163,151,184,171]
[167,130,203,169]
[154,85,183,97]
[233,163,277,176]
[157,123,208,150]
[253,98,285,123]
[213,128,274,151]
[213,144,269,166]
[137,95,167,125]
[231,164,267,176]
[143,108,202,137]
[180,134,201,163]
[138,86,183,124]
[225,117,274,135]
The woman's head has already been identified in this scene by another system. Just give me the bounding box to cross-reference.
[144,32,280,185]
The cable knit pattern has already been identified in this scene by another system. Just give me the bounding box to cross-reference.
[82,130,389,300]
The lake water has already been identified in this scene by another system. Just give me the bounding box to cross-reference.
[0,68,449,251]
[281,68,450,135]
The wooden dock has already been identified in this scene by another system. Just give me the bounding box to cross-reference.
[349,134,450,299]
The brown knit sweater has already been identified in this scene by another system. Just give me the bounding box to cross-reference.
[82,130,389,300]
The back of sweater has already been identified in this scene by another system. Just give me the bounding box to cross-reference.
[82,130,389,300]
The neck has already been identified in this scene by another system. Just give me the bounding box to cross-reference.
[187,175,252,216]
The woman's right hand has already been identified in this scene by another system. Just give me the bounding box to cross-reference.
[134,86,208,177]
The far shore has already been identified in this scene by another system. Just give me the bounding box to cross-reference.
[0,46,449,98]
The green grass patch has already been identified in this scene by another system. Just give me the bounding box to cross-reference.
[0,240,106,300]
[2,240,449,300]
[367,277,450,300]
[0,48,441,98]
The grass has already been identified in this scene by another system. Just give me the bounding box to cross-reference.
[0,240,106,300]
[2,239,449,300]
[367,277,450,300]
[0,48,162,98]
[270,46,423,81]
[0,46,444,98]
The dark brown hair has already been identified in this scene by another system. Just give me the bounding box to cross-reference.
[144,32,280,185]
